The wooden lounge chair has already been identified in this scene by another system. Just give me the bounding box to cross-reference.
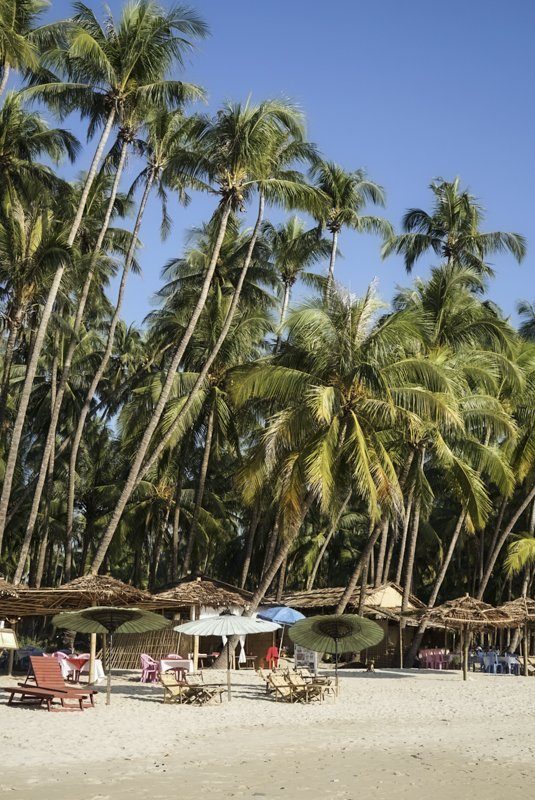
[299,668,333,686]
[257,667,276,695]
[25,656,97,707]
[160,672,190,704]
[267,673,303,703]
[2,683,85,712]
[184,674,224,705]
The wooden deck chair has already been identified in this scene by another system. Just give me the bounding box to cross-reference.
[2,683,84,711]
[267,673,300,703]
[184,674,224,705]
[26,657,97,707]
[257,667,276,695]
[299,668,332,686]
[160,672,188,704]
[285,671,323,703]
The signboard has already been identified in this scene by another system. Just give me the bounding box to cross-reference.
[0,628,18,650]
[294,644,318,673]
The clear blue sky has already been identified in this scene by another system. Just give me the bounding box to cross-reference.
[39,0,535,325]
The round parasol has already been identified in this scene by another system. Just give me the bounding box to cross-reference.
[174,612,280,700]
[53,606,170,704]
[257,606,305,654]
[289,614,384,690]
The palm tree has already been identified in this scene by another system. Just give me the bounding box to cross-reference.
[89,97,319,573]
[518,301,535,341]
[264,216,330,349]
[311,160,392,287]
[382,177,526,275]
[0,0,207,551]
[0,0,47,97]
[65,108,208,560]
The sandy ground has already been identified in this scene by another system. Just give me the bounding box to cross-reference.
[1,668,535,799]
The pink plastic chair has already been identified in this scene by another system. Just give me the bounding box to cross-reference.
[140,654,159,683]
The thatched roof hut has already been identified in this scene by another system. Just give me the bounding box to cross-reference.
[153,575,252,612]
[282,582,424,623]
[0,574,154,617]
[423,594,513,630]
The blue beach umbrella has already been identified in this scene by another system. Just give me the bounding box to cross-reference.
[258,606,305,654]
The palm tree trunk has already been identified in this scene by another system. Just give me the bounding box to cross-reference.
[0,107,116,553]
[181,402,215,577]
[478,483,535,599]
[326,229,338,289]
[274,282,291,352]
[89,202,233,574]
[0,62,10,98]
[171,473,184,582]
[261,519,279,579]
[406,510,466,666]
[240,499,260,589]
[336,521,383,614]
[382,527,395,583]
[138,193,266,481]
[358,554,371,614]
[401,495,422,611]
[275,554,287,601]
[306,490,352,590]
[66,168,154,553]
[0,304,23,431]
[13,140,128,584]
[375,520,389,587]
[395,492,414,585]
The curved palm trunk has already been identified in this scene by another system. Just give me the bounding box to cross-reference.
[401,495,422,612]
[0,108,116,553]
[0,63,10,99]
[477,483,535,599]
[274,282,291,352]
[181,402,215,576]
[375,520,389,587]
[65,169,154,553]
[395,491,414,585]
[326,229,338,289]
[306,490,352,590]
[89,202,233,574]
[406,510,466,666]
[261,519,279,579]
[135,195,266,482]
[0,305,23,432]
[240,499,260,589]
[13,141,128,584]
[275,554,287,601]
[335,521,383,614]
[171,473,184,582]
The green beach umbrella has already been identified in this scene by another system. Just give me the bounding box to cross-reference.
[52,606,171,705]
[289,614,384,691]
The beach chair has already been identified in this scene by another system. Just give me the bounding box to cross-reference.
[258,667,277,695]
[299,668,333,686]
[184,674,224,705]
[2,682,86,712]
[286,671,331,703]
[26,656,97,707]
[140,653,159,683]
[160,672,188,704]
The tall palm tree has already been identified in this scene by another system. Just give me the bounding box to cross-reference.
[382,177,526,275]
[264,216,330,349]
[65,108,206,557]
[0,0,206,550]
[89,98,319,573]
[518,301,535,341]
[311,160,392,287]
[0,0,47,97]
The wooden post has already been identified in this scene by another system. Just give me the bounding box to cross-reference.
[462,625,469,681]
[88,633,96,683]
[523,622,529,677]
[398,620,404,668]
[190,604,199,673]
[101,632,107,668]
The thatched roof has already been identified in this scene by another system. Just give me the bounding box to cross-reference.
[0,578,18,598]
[282,582,424,621]
[0,575,154,617]
[497,597,535,624]
[154,575,252,610]
[423,594,514,629]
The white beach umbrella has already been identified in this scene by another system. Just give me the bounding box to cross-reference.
[174,613,280,700]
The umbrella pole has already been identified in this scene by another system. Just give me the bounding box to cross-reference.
[227,639,232,702]
[462,625,468,681]
[335,638,339,695]
[106,632,112,706]
[523,622,529,677]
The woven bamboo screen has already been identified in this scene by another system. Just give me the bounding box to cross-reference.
[98,629,194,669]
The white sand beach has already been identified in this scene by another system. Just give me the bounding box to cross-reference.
[2,668,535,799]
